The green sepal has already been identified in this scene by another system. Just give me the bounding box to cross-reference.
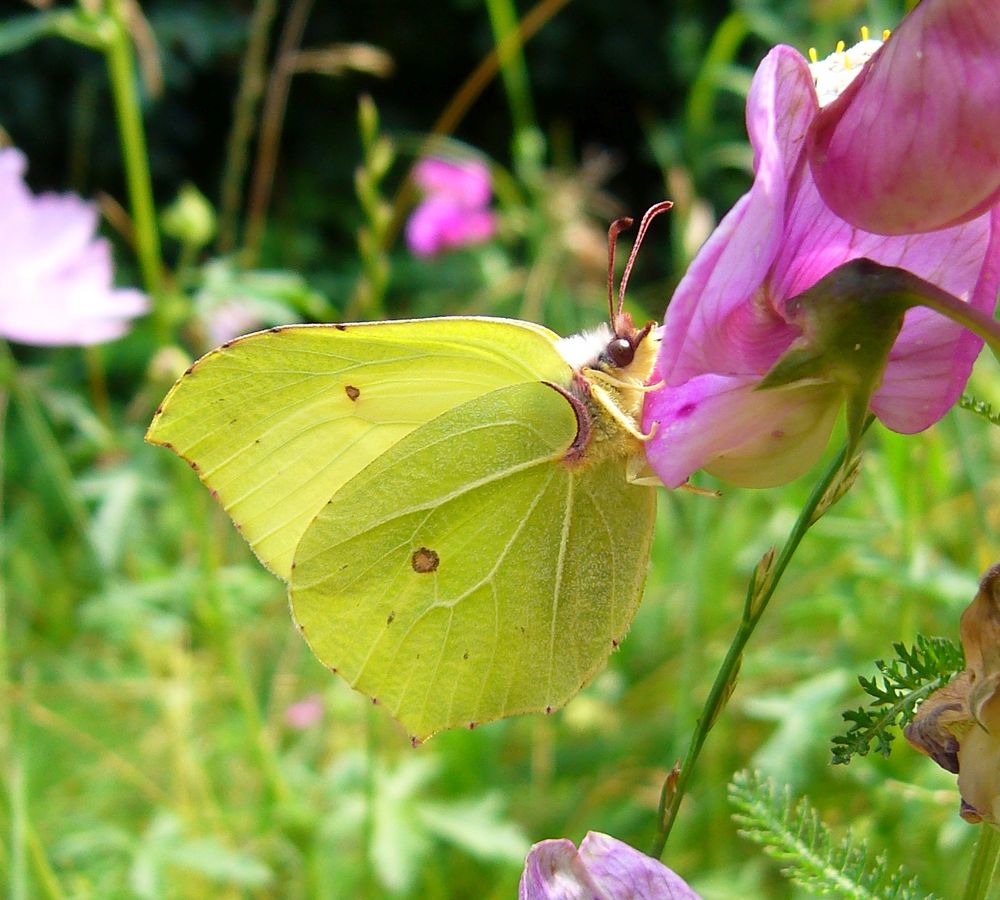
[758,259,950,456]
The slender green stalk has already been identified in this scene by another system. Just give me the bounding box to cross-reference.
[0,343,97,566]
[102,0,165,328]
[217,0,281,254]
[651,438,860,859]
[242,0,316,266]
[483,0,539,172]
[198,496,288,808]
[963,825,1000,900]
[917,288,1000,364]
[685,11,749,149]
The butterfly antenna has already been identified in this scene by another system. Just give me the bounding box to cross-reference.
[616,200,673,314]
[607,215,634,323]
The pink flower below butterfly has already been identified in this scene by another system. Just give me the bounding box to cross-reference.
[519,831,701,900]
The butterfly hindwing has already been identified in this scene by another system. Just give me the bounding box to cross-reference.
[146,318,571,579]
[290,381,657,740]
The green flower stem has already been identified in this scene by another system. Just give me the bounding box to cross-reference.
[102,0,166,333]
[650,437,860,859]
[963,824,1000,900]
[685,10,748,148]
[483,0,542,175]
[0,342,97,567]
[917,289,1000,366]
[217,0,280,254]
[197,496,289,809]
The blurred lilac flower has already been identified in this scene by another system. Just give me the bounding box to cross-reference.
[642,45,1000,488]
[809,2,1000,235]
[204,299,264,346]
[519,832,700,900]
[405,157,497,257]
[0,147,148,346]
[284,693,324,730]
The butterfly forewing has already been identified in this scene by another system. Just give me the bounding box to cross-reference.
[146,318,571,580]
[290,381,656,740]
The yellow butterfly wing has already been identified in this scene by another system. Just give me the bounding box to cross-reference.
[146,317,571,579]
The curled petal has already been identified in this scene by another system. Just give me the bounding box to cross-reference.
[643,374,840,488]
[659,46,814,385]
[519,832,700,900]
[809,0,1000,234]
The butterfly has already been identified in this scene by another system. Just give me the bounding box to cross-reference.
[147,201,671,742]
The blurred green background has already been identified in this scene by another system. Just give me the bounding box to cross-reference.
[4,0,997,897]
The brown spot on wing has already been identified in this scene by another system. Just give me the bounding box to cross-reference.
[345,384,361,401]
[411,547,440,573]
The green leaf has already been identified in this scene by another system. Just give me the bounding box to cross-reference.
[729,770,937,899]
[830,635,965,765]
[416,795,530,862]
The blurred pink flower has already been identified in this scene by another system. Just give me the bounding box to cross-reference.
[405,157,497,257]
[641,45,1000,488]
[284,693,324,730]
[809,0,1000,235]
[0,148,148,346]
[519,832,700,900]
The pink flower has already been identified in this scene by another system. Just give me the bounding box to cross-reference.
[284,693,324,730]
[0,148,148,346]
[642,46,1000,488]
[519,832,700,900]
[809,0,1000,235]
[405,157,497,257]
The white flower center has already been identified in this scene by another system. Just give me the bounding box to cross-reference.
[807,28,888,107]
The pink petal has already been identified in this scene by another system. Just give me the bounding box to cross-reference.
[658,46,815,386]
[0,148,148,346]
[405,197,496,257]
[519,832,700,900]
[412,157,492,207]
[643,374,841,488]
[809,0,1000,234]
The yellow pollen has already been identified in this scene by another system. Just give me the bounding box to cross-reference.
[808,46,818,63]
[836,39,845,53]
[860,25,869,41]
[883,28,891,40]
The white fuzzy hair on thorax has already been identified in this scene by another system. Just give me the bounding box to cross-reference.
[555,324,612,371]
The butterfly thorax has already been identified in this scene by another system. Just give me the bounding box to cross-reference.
[552,312,660,470]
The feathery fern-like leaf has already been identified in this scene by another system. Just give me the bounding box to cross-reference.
[831,635,964,765]
[729,770,937,899]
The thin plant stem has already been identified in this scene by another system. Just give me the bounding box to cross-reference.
[650,435,862,859]
[103,0,166,331]
[217,0,281,254]
[198,498,289,808]
[382,0,573,250]
[0,343,97,568]
[963,825,1000,900]
[25,818,66,900]
[83,345,112,431]
[483,0,538,162]
[242,0,316,267]
[685,11,748,153]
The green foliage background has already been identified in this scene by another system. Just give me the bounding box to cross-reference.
[3,0,997,897]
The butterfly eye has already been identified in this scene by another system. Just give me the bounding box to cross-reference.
[605,337,635,369]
